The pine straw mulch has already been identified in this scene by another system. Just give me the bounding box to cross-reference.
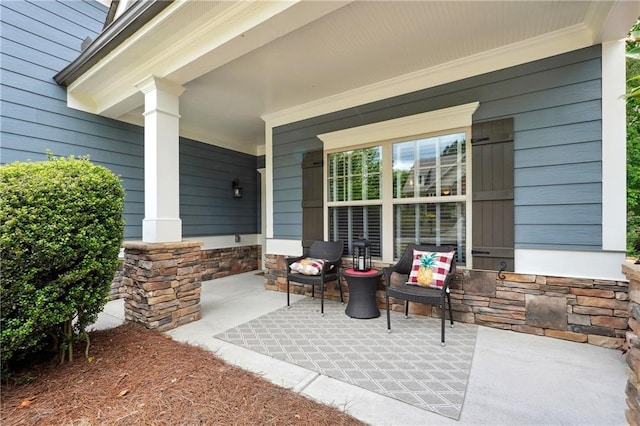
[1,323,365,426]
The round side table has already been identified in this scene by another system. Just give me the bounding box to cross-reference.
[342,268,383,319]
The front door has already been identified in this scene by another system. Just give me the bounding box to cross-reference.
[471,118,514,271]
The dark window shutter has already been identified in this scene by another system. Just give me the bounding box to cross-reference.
[471,118,515,272]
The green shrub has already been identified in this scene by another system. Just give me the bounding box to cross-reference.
[628,22,640,258]
[0,155,124,370]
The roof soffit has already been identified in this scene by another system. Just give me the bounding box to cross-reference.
[66,0,350,117]
[61,1,638,153]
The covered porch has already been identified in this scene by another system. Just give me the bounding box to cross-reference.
[58,1,638,335]
[96,271,627,424]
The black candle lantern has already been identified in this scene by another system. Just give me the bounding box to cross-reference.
[352,239,371,272]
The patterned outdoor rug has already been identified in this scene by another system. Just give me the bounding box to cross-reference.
[215,297,478,420]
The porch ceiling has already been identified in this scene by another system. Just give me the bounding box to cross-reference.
[64,1,638,155]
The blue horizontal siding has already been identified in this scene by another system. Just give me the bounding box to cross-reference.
[2,41,71,79]
[1,0,260,240]
[272,45,603,250]
[515,183,602,205]
[274,200,303,212]
[273,165,303,179]
[1,2,91,63]
[515,162,601,186]
[516,121,601,150]
[272,135,318,233]
[181,214,257,226]
[513,100,601,131]
[1,91,143,144]
[515,204,601,225]
[274,176,304,191]
[515,141,602,169]
[179,138,259,237]
[0,121,144,166]
[30,0,106,32]
[477,80,600,120]
[274,221,302,239]
[515,225,602,247]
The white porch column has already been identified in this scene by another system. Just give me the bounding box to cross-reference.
[136,76,185,243]
[601,40,627,252]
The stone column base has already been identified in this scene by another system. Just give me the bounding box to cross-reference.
[624,262,640,424]
[123,241,203,331]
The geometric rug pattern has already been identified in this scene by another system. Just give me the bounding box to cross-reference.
[215,297,478,419]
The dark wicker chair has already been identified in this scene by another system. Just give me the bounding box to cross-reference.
[286,240,344,316]
[383,244,457,346]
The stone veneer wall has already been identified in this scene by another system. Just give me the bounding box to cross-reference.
[264,253,629,349]
[109,259,125,300]
[122,241,203,331]
[264,254,346,300]
[110,245,260,299]
[623,262,640,424]
[201,245,260,281]
[449,269,628,348]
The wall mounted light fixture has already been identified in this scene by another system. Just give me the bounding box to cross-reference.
[232,179,243,198]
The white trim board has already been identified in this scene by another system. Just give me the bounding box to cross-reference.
[317,102,479,150]
[266,239,304,257]
[514,249,626,281]
[600,40,626,252]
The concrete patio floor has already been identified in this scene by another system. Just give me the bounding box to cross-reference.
[94,271,628,425]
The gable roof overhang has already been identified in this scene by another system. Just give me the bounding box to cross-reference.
[55,0,640,155]
[54,0,172,87]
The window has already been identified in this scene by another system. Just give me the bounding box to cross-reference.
[392,134,467,262]
[329,205,382,258]
[393,134,466,199]
[327,147,382,257]
[319,102,478,265]
[328,147,381,202]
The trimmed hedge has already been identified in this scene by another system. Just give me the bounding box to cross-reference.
[0,156,124,369]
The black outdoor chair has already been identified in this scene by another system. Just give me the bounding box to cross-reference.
[383,244,457,346]
[286,240,344,316]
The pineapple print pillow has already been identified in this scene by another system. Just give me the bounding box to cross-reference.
[407,250,455,289]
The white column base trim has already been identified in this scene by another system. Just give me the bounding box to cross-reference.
[266,239,303,256]
[142,218,182,243]
[515,249,626,281]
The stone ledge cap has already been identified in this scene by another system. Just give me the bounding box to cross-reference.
[124,241,204,251]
